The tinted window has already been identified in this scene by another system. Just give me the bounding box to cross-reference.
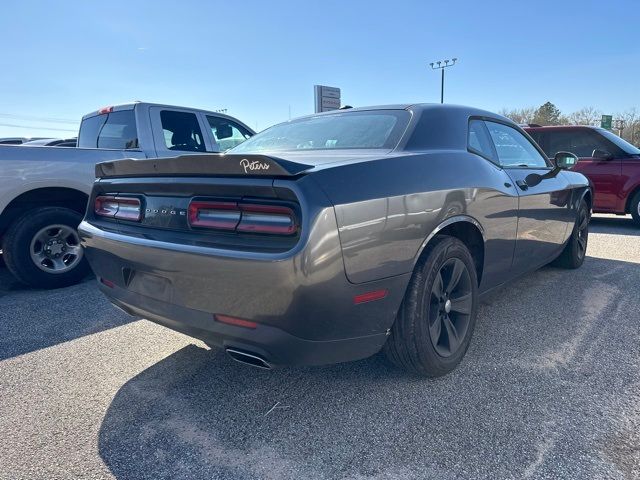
[468,119,497,164]
[206,116,252,151]
[231,110,409,153]
[541,129,623,158]
[160,110,205,152]
[78,110,138,149]
[527,130,543,148]
[485,121,548,168]
[597,129,640,155]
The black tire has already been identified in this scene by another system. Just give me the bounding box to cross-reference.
[1,207,90,289]
[552,200,589,269]
[383,235,479,376]
[630,190,640,226]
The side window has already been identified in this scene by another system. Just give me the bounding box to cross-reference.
[160,110,205,152]
[468,119,497,164]
[79,110,138,149]
[206,116,252,151]
[527,131,546,154]
[485,121,548,168]
[546,130,622,158]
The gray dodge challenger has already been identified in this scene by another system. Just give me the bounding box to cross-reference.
[78,104,591,376]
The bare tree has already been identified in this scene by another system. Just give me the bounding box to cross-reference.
[616,108,639,145]
[568,107,601,126]
[499,107,536,124]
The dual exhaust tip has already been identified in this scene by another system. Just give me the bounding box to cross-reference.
[225,348,272,370]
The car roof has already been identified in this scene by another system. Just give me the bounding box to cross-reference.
[21,138,62,145]
[295,103,512,124]
[523,125,601,131]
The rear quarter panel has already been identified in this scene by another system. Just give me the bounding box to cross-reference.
[311,151,519,290]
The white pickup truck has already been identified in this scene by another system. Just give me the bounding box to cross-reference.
[0,102,254,288]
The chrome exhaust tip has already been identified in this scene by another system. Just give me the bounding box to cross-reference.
[226,348,272,370]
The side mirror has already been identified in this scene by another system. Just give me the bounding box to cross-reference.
[527,151,579,187]
[592,148,613,160]
[553,151,579,170]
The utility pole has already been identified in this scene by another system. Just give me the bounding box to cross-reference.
[429,58,458,103]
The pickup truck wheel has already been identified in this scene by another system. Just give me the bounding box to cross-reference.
[552,200,589,269]
[383,235,478,376]
[631,190,640,226]
[2,207,90,289]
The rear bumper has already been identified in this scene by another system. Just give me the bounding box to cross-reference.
[79,219,410,366]
[102,281,388,366]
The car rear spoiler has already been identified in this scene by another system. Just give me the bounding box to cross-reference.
[95,154,315,179]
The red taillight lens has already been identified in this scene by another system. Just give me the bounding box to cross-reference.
[94,196,141,221]
[188,201,240,230]
[237,203,297,235]
[188,200,297,235]
[353,289,388,304]
[100,277,115,288]
[214,314,258,329]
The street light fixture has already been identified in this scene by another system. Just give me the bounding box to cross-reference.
[429,58,458,103]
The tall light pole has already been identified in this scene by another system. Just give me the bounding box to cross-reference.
[429,58,458,103]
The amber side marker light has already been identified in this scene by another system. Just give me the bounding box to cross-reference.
[214,314,258,329]
[353,289,388,304]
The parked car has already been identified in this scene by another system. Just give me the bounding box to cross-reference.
[79,104,591,376]
[524,125,640,225]
[0,137,47,145]
[0,102,254,288]
[21,138,77,147]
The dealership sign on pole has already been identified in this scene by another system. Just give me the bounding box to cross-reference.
[601,115,613,130]
[314,85,341,113]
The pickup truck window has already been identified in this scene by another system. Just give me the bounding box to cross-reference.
[78,110,138,149]
[160,110,206,152]
[206,116,252,151]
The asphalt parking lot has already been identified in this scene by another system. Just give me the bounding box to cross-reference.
[0,215,639,480]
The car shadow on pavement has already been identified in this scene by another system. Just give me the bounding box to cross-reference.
[98,255,640,480]
[590,215,640,236]
[0,265,134,360]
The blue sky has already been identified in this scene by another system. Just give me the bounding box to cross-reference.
[0,0,638,137]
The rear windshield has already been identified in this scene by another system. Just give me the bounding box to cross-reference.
[78,110,138,149]
[231,110,410,153]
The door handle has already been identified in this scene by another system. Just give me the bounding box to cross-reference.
[516,179,529,191]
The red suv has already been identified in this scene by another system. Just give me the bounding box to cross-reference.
[524,125,640,225]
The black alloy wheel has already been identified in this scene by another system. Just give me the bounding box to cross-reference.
[383,235,479,376]
[428,258,473,358]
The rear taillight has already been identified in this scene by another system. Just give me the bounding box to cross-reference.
[94,195,142,221]
[188,200,297,235]
[188,201,240,230]
[237,203,297,234]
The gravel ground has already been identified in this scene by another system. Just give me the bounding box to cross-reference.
[0,215,639,480]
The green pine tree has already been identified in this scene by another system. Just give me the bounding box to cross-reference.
[533,102,562,126]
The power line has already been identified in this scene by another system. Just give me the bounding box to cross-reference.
[0,122,78,133]
[0,112,78,125]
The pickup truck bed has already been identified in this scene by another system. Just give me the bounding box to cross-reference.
[0,101,254,288]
